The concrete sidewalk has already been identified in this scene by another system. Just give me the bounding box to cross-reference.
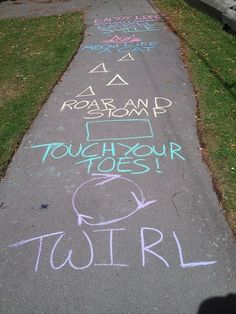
[1,0,235,32]
[0,1,235,313]
[0,0,88,18]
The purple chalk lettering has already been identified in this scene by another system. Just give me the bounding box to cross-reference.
[93,228,129,267]
[140,227,170,268]
[9,231,64,272]
[173,231,217,268]
[50,231,94,270]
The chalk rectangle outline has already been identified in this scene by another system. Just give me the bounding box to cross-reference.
[86,119,154,141]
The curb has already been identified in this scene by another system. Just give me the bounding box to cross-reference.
[185,0,236,33]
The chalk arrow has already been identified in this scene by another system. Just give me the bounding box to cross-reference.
[77,214,94,226]
[72,174,157,227]
[131,191,156,210]
[92,173,121,186]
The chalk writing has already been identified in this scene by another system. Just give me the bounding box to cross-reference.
[9,228,217,272]
[31,141,185,174]
[80,41,157,54]
[102,35,141,44]
[94,15,161,25]
[96,22,159,35]
[60,97,173,119]
[72,173,156,226]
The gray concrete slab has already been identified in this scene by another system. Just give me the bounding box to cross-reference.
[0,1,236,313]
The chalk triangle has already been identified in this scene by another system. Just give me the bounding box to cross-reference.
[76,86,95,97]
[118,53,134,62]
[89,63,108,73]
[106,74,129,86]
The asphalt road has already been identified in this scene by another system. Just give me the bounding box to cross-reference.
[0,1,236,313]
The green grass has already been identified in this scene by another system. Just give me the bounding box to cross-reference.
[154,0,236,232]
[0,12,84,177]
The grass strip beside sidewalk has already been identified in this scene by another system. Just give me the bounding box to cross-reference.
[0,12,84,177]
[154,0,236,233]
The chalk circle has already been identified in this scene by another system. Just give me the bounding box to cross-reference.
[72,174,156,227]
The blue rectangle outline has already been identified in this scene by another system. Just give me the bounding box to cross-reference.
[86,119,154,141]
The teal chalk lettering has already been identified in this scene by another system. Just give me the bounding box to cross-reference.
[76,157,101,173]
[81,143,99,158]
[102,143,116,157]
[132,159,150,175]
[51,144,69,160]
[143,45,156,52]
[94,44,104,51]
[132,47,145,53]
[97,157,116,173]
[68,144,83,158]
[117,157,133,173]
[153,144,167,157]
[170,142,185,161]
[81,45,94,51]
[133,145,153,157]
[31,143,63,163]
[155,158,162,173]
[118,143,140,156]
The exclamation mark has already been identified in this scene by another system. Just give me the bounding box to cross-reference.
[155,158,162,174]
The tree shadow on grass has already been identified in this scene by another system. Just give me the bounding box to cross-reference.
[197,294,236,314]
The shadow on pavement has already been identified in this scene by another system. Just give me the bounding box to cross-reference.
[197,294,236,313]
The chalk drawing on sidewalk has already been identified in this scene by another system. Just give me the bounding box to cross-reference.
[72,173,156,226]
[60,97,173,119]
[76,86,95,97]
[118,53,135,62]
[94,15,162,25]
[94,15,161,35]
[89,63,109,73]
[9,227,217,272]
[96,22,159,35]
[80,41,157,54]
[31,140,186,175]
[86,119,154,141]
[6,12,219,279]
[106,74,129,86]
[102,35,141,44]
